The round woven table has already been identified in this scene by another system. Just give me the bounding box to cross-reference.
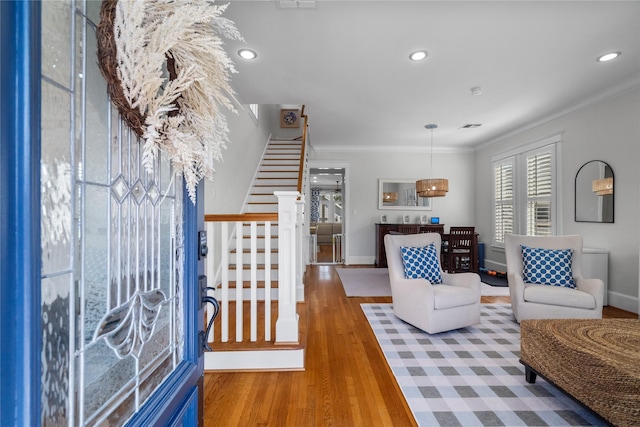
[520,318,640,427]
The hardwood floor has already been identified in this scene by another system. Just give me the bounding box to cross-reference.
[315,243,335,263]
[203,265,636,426]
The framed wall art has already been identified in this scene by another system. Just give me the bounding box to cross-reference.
[280,109,300,128]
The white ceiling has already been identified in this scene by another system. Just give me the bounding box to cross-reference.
[222,1,640,151]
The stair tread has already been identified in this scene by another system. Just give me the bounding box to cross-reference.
[228,264,279,270]
[230,248,279,253]
[252,184,297,188]
[205,301,307,358]
[256,177,297,179]
[224,280,279,288]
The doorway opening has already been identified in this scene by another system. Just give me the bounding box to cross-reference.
[309,167,345,264]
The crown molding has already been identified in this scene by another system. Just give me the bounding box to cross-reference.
[475,78,640,152]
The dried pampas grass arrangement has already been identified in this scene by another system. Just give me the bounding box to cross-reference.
[97,0,243,203]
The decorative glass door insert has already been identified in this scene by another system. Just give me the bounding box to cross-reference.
[41,1,184,424]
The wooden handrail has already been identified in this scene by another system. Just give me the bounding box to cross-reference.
[296,106,308,194]
[205,213,278,222]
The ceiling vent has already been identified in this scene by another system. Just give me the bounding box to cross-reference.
[278,0,316,9]
[460,124,482,129]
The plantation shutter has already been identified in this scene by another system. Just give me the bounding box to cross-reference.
[525,148,553,236]
[492,136,559,246]
[493,157,515,246]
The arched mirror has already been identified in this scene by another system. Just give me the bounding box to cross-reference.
[575,160,614,223]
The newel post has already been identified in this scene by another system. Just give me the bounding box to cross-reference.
[275,191,300,343]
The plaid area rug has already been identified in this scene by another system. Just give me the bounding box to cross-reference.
[362,304,605,426]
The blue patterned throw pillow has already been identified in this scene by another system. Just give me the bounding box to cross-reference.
[400,243,442,284]
[521,245,576,288]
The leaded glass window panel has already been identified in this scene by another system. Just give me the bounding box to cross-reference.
[41,2,185,425]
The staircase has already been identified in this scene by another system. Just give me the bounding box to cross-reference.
[204,128,310,371]
[246,138,302,214]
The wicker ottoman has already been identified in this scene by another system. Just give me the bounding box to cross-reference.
[520,319,640,427]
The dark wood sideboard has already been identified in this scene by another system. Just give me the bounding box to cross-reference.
[374,223,478,272]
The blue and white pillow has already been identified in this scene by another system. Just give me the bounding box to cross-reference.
[400,243,442,284]
[521,245,576,288]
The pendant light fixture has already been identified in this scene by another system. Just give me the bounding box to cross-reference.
[416,124,449,197]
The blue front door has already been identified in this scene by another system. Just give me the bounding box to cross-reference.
[0,1,204,425]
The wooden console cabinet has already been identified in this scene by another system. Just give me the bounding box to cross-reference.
[375,223,444,268]
[374,223,478,272]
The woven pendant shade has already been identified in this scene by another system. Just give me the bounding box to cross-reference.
[416,124,449,198]
[383,192,398,203]
[416,178,449,197]
[592,177,613,196]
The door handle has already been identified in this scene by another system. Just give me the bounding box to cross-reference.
[200,286,219,352]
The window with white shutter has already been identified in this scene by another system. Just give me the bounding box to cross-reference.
[493,158,515,245]
[526,149,553,236]
[492,135,559,247]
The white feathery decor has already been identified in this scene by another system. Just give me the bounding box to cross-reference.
[111,0,243,203]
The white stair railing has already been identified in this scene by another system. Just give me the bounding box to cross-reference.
[204,203,304,347]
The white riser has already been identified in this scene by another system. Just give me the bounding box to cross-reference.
[263,154,300,160]
[230,243,279,253]
[245,205,278,214]
[249,194,278,203]
[265,148,301,153]
[240,224,279,233]
[261,160,300,166]
[230,252,278,264]
[225,269,278,281]
[204,349,304,371]
[233,231,279,240]
[256,172,298,180]
[253,178,298,186]
[269,143,301,146]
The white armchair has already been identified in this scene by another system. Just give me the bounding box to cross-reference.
[504,234,604,323]
[384,233,481,334]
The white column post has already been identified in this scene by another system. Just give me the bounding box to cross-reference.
[295,196,306,302]
[275,191,300,343]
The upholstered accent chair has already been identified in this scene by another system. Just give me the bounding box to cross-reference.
[504,234,604,323]
[384,233,481,334]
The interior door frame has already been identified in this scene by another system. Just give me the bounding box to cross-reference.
[0,2,204,424]
[308,160,350,264]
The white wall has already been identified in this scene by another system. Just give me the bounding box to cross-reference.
[474,86,640,313]
[310,149,476,264]
[203,104,271,213]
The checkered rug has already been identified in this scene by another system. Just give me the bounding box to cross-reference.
[362,304,605,426]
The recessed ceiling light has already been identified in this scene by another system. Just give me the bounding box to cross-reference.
[238,49,257,60]
[597,52,620,62]
[409,50,428,61]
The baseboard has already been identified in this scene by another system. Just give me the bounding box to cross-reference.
[484,260,507,272]
[346,256,374,265]
[204,348,305,371]
[607,291,639,314]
